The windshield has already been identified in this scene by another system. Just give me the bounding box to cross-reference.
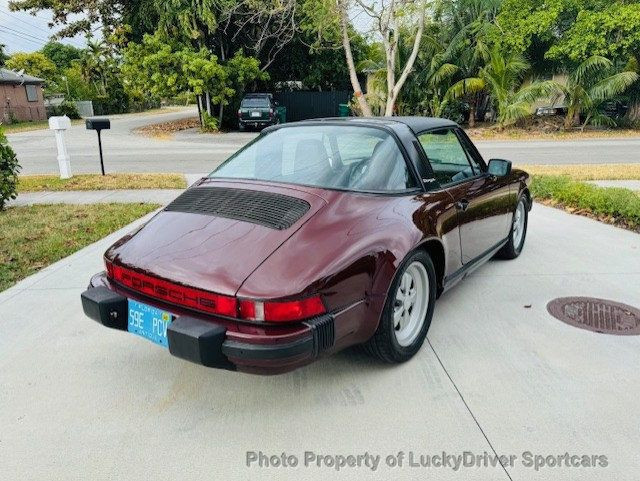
[241,98,270,108]
[210,125,417,192]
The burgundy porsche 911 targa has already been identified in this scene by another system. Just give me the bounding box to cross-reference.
[81,117,531,374]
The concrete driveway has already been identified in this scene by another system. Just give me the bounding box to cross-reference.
[1,204,638,480]
[8,108,640,175]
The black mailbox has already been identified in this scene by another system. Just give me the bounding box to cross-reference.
[86,117,111,175]
[86,118,111,131]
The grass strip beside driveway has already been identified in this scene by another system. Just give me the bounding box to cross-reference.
[531,175,640,231]
[521,164,640,181]
[18,173,187,192]
[0,203,159,292]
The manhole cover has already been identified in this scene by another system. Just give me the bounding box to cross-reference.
[547,297,640,335]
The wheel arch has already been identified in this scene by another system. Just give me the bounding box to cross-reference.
[522,187,532,210]
[416,238,446,297]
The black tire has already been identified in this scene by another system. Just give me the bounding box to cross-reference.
[495,195,528,260]
[238,123,246,132]
[363,250,437,363]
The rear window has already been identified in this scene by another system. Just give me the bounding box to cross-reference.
[210,125,417,193]
[241,98,270,108]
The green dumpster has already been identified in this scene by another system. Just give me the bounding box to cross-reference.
[276,106,286,124]
[338,103,350,117]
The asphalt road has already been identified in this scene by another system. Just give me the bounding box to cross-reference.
[7,108,640,175]
[1,204,639,480]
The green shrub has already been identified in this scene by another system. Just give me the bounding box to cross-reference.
[47,101,81,119]
[201,111,220,133]
[531,175,640,228]
[0,128,21,210]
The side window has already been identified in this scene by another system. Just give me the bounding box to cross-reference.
[25,85,38,102]
[456,131,484,174]
[418,129,475,185]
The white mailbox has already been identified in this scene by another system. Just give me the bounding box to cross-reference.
[48,115,72,179]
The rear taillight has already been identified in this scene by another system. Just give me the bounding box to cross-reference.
[239,296,325,323]
[237,109,242,118]
[105,258,114,278]
[105,262,237,317]
[105,260,325,323]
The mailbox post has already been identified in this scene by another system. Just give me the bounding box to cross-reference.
[48,115,72,179]
[86,118,111,175]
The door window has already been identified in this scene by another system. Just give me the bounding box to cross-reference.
[418,129,476,185]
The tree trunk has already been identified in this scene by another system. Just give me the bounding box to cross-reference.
[340,3,372,117]
[205,91,212,116]
[383,9,425,117]
[218,103,224,129]
[196,94,203,127]
[625,99,640,124]
[468,100,477,128]
[385,92,396,117]
[564,107,577,129]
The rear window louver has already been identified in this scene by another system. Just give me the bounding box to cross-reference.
[164,186,311,230]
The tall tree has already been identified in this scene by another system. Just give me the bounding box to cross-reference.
[560,56,639,129]
[435,0,499,125]
[5,52,57,82]
[446,48,560,127]
[41,41,83,70]
[303,0,426,116]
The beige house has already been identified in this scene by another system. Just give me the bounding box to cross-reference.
[0,68,47,123]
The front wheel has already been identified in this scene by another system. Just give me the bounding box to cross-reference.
[496,195,528,259]
[363,251,437,363]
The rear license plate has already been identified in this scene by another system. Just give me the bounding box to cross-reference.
[250,111,261,117]
[127,299,173,348]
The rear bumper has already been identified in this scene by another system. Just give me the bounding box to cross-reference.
[81,273,335,374]
[239,119,274,127]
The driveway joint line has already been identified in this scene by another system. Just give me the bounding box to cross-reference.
[427,338,513,481]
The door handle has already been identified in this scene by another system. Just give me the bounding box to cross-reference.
[455,199,470,211]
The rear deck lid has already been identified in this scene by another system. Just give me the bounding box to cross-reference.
[105,181,326,297]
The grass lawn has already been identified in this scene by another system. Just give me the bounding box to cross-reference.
[2,119,83,134]
[0,203,159,292]
[531,175,640,231]
[18,173,187,192]
[519,164,640,181]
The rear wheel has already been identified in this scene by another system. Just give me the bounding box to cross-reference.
[496,195,528,259]
[363,251,436,363]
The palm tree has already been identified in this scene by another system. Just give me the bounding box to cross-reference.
[436,0,500,126]
[446,48,560,127]
[76,39,110,96]
[560,56,639,129]
[397,36,460,117]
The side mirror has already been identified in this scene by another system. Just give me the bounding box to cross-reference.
[487,158,512,177]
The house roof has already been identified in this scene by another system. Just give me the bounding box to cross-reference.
[0,68,45,85]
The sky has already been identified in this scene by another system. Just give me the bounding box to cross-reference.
[0,0,85,54]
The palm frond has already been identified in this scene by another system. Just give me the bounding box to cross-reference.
[498,101,531,126]
[513,80,564,104]
[589,71,639,101]
[430,63,459,86]
[445,77,486,101]
[573,56,613,85]
[589,112,617,128]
